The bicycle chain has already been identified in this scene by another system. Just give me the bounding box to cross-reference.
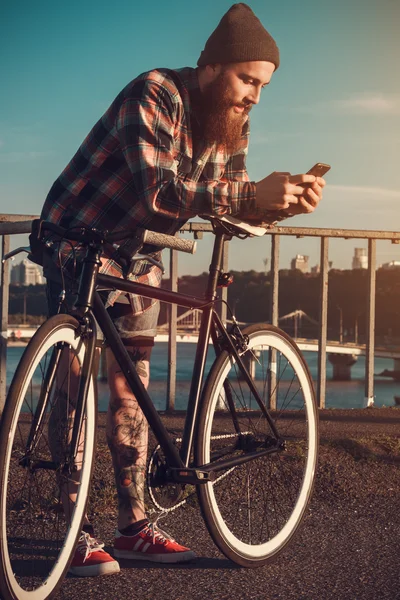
[147,432,247,518]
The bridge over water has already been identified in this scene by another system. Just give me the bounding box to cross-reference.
[157,308,400,382]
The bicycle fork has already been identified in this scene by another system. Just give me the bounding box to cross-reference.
[20,315,97,476]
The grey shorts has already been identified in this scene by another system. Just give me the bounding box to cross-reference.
[45,278,160,347]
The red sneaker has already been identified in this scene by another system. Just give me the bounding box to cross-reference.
[69,532,120,577]
[113,524,196,563]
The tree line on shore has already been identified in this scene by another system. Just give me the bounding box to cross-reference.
[8,268,400,343]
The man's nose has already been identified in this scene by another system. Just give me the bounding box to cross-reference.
[245,86,262,105]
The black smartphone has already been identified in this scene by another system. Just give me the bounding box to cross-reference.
[307,162,331,177]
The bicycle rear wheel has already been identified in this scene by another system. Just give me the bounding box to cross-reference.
[0,314,97,600]
[196,324,318,567]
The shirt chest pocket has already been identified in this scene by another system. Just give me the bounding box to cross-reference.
[175,152,193,178]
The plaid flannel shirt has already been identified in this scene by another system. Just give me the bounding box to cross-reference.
[41,66,280,312]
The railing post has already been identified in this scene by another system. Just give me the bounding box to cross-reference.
[317,236,329,409]
[166,248,178,411]
[365,239,376,407]
[0,234,10,413]
[269,234,280,409]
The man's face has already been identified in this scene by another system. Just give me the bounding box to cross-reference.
[200,61,275,153]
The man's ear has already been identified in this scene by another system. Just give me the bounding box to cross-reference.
[198,64,222,92]
[205,63,222,80]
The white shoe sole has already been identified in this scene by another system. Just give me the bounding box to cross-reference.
[113,548,196,563]
[69,562,121,577]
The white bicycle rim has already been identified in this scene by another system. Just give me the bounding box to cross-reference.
[0,323,96,600]
[201,329,318,561]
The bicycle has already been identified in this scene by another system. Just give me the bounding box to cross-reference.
[0,216,319,599]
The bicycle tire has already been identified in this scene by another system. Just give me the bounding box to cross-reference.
[196,324,318,567]
[0,314,97,600]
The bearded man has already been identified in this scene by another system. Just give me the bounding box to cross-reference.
[40,2,326,576]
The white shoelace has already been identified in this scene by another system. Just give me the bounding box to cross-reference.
[144,523,175,545]
[76,532,105,563]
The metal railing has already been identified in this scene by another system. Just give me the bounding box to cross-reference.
[1,213,400,412]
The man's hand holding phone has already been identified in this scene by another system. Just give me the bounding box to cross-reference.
[295,162,330,214]
[289,171,326,215]
[254,163,329,218]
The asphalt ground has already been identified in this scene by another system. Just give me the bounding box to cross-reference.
[54,408,400,600]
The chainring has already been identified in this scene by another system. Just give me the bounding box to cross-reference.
[146,444,186,511]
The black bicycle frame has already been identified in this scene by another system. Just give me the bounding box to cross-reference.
[70,228,281,481]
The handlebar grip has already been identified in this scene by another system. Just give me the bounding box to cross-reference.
[143,230,197,254]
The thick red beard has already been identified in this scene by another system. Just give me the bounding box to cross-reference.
[200,72,251,154]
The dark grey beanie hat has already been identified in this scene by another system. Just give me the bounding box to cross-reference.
[197,3,280,69]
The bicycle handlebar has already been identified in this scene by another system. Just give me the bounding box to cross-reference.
[40,221,197,254]
[142,230,196,254]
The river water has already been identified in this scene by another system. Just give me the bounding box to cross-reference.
[5,343,400,412]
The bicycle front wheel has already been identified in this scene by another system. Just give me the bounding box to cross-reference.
[0,314,97,600]
[196,324,318,567]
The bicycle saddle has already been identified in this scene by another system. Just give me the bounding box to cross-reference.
[200,214,270,237]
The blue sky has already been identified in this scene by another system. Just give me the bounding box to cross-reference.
[1,0,399,274]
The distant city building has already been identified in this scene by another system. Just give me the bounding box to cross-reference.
[380,260,400,270]
[10,259,43,286]
[291,254,309,273]
[310,261,333,274]
[352,248,368,270]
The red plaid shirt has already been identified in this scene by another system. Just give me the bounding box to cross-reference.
[41,67,277,311]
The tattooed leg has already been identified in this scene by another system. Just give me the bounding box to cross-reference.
[106,345,152,529]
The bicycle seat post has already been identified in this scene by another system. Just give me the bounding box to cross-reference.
[205,227,229,301]
[180,227,229,465]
